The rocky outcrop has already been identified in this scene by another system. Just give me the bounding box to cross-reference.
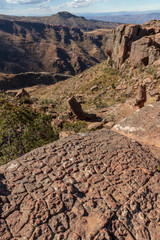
[0,18,160,79]
[113,102,160,147]
[16,88,30,99]
[0,18,160,90]
[87,121,104,130]
[105,24,148,67]
[130,33,160,67]
[105,21,160,68]
[135,84,146,108]
[130,36,151,66]
[68,96,87,120]
[0,129,159,239]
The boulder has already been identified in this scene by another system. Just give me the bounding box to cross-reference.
[153,59,160,66]
[149,89,159,97]
[104,122,115,129]
[68,97,87,120]
[87,121,104,130]
[130,37,151,67]
[135,84,146,108]
[16,88,30,99]
[155,95,160,101]
[59,131,75,138]
[143,78,152,84]
[90,85,98,91]
[113,102,160,148]
[51,119,63,128]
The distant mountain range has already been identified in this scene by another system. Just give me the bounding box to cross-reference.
[0,11,120,31]
[84,11,160,24]
[1,10,160,27]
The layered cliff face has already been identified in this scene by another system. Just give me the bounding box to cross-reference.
[0,18,160,79]
[0,19,108,75]
[105,20,160,68]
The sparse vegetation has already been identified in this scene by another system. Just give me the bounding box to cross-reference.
[0,96,59,165]
[62,120,88,133]
[146,65,157,79]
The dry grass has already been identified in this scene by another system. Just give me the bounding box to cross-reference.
[5,59,160,124]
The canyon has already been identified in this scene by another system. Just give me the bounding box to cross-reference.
[0,13,160,240]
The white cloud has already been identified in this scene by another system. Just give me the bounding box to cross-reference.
[6,0,50,4]
[68,0,99,8]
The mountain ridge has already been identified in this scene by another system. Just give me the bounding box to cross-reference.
[86,11,160,24]
[0,11,121,31]
[0,18,110,75]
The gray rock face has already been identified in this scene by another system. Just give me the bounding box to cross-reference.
[0,129,159,239]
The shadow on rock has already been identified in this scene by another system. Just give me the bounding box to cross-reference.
[0,173,11,217]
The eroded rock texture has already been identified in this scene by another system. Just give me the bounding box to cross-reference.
[105,22,160,68]
[0,129,159,239]
[113,102,160,148]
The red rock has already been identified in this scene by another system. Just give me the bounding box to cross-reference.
[130,37,151,67]
[87,121,103,130]
[16,223,34,238]
[68,96,87,120]
[104,121,115,129]
[16,88,30,99]
[20,195,36,212]
[59,131,75,138]
[30,224,53,240]
[46,192,64,215]
[6,210,29,236]
[49,213,69,233]
[51,119,63,128]
[94,229,112,240]
[67,232,81,240]
[0,219,11,240]
[135,84,146,107]
[70,212,108,239]
[0,128,159,239]
[30,200,49,226]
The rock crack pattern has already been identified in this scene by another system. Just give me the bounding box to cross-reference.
[0,129,159,240]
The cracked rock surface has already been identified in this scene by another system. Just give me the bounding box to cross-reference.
[113,102,160,148]
[0,129,159,239]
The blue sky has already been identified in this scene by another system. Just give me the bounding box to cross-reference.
[1,0,160,16]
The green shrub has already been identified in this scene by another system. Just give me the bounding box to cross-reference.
[0,99,59,165]
[146,65,157,79]
[62,120,88,133]
[111,82,116,89]
[18,96,34,105]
